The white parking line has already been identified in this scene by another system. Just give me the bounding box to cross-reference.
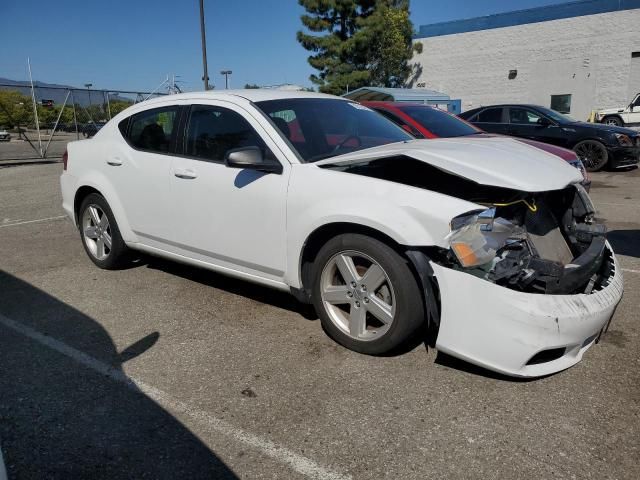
[597,202,636,207]
[622,268,640,274]
[0,313,350,480]
[0,215,67,228]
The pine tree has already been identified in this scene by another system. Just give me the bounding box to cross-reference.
[297,0,422,95]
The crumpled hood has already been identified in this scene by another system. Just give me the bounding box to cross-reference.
[316,137,582,192]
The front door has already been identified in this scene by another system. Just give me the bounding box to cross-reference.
[169,102,290,281]
[506,107,568,148]
[624,94,640,125]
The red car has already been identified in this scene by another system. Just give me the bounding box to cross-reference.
[362,101,590,189]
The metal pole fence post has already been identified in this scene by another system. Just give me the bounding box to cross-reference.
[71,91,79,140]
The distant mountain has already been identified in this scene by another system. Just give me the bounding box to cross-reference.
[0,78,137,107]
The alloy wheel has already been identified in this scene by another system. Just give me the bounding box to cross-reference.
[575,141,607,171]
[82,204,112,260]
[320,250,396,341]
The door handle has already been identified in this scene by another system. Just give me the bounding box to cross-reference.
[173,168,198,179]
[107,157,123,166]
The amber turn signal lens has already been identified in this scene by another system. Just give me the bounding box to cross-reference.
[450,242,479,268]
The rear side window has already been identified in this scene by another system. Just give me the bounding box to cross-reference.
[476,108,503,123]
[125,106,179,153]
[185,105,268,162]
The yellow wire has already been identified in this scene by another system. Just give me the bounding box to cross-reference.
[492,199,538,212]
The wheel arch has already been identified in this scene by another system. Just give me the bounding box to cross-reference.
[74,185,102,225]
[71,176,135,242]
[294,221,442,343]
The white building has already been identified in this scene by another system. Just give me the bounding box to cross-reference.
[410,0,640,120]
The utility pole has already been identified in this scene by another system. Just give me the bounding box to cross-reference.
[220,70,232,89]
[199,0,210,90]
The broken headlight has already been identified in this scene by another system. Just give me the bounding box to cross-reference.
[447,208,517,268]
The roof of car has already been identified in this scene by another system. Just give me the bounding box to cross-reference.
[362,101,438,108]
[136,89,340,106]
[466,104,547,111]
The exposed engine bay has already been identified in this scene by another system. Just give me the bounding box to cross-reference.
[323,156,613,295]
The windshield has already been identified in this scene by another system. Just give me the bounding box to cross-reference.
[398,105,481,137]
[254,98,412,162]
[537,107,577,124]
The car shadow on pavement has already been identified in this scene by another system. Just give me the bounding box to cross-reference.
[607,230,640,258]
[433,352,541,382]
[0,270,238,480]
[143,256,319,320]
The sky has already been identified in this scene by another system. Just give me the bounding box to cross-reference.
[1,0,569,92]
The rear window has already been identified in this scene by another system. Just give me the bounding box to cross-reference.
[398,106,480,138]
[122,106,179,153]
[476,108,503,123]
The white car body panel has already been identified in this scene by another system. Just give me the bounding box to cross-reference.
[597,93,640,124]
[433,244,622,377]
[60,90,623,377]
[315,136,582,191]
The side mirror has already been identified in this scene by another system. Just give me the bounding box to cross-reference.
[224,146,282,174]
[537,117,552,127]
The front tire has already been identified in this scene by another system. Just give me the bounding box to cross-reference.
[79,193,130,269]
[602,116,623,127]
[311,234,425,355]
[574,140,609,172]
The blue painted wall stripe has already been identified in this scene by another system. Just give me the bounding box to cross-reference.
[415,0,640,38]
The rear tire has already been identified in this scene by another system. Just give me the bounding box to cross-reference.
[574,140,609,172]
[311,234,425,355]
[78,193,130,269]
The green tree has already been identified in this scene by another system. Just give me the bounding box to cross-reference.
[297,0,421,95]
[297,0,376,95]
[244,83,261,89]
[0,90,32,128]
[362,1,422,87]
[108,100,133,117]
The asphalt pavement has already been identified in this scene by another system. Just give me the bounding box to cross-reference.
[0,163,638,479]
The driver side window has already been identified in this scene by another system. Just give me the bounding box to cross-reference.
[185,105,268,162]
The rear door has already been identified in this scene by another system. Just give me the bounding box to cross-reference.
[114,105,181,246]
[469,107,508,135]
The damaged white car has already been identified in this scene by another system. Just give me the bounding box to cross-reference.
[60,91,623,378]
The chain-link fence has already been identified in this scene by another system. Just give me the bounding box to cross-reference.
[0,83,170,159]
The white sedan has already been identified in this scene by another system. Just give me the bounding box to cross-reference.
[60,90,623,377]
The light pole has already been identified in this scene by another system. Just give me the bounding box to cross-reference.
[199,0,210,90]
[84,83,93,108]
[220,70,232,89]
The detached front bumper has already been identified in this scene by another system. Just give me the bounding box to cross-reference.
[432,243,623,377]
[607,146,639,168]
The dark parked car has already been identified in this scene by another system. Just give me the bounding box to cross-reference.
[364,101,590,189]
[80,121,106,138]
[459,104,640,172]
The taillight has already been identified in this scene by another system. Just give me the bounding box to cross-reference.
[62,149,68,170]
